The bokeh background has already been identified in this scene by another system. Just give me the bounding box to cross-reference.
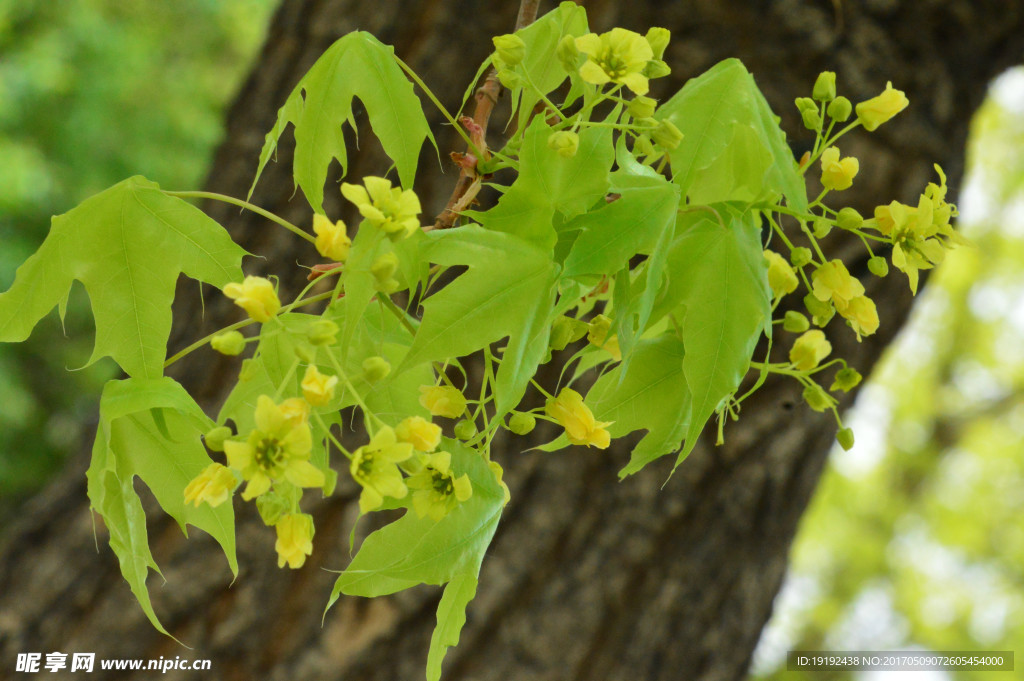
[1,2,1021,678]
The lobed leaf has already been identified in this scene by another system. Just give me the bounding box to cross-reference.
[400,226,559,415]
[656,58,807,212]
[466,117,614,251]
[328,439,504,601]
[587,335,690,477]
[659,205,771,471]
[87,376,236,639]
[0,176,247,379]
[250,31,434,212]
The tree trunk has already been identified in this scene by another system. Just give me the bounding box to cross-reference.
[2,2,1021,680]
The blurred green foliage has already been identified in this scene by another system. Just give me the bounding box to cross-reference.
[754,71,1024,680]
[0,0,275,508]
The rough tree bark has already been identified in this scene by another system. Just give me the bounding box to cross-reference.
[2,2,1022,680]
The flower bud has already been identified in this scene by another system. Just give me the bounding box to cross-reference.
[371,253,400,293]
[507,411,537,435]
[371,252,398,280]
[836,207,863,231]
[557,35,580,72]
[497,68,523,89]
[492,33,526,67]
[547,130,580,158]
[802,384,833,412]
[812,218,833,239]
[800,107,822,131]
[856,82,909,131]
[362,356,391,383]
[628,95,658,120]
[868,256,889,278]
[395,416,442,452]
[239,358,258,382]
[804,293,835,327]
[764,250,798,298]
[550,315,588,351]
[645,27,670,60]
[454,419,478,440]
[651,119,683,150]
[795,97,817,114]
[830,367,863,392]
[293,343,317,364]
[419,385,468,419]
[204,426,233,453]
[789,247,813,268]
[307,319,339,346]
[836,427,855,451]
[827,96,852,122]
[211,330,246,356]
[783,311,810,333]
[812,71,837,102]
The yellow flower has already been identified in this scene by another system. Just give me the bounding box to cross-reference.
[279,398,310,427]
[546,388,612,449]
[183,463,237,508]
[841,295,879,339]
[419,385,468,419]
[789,330,832,371]
[350,426,414,514]
[340,176,421,239]
[575,28,654,95]
[819,147,859,191]
[587,314,622,361]
[764,250,799,298]
[395,415,442,452]
[492,33,526,67]
[312,214,351,261]
[223,395,324,501]
[489,460,511,505]
[855,81,909,131]
[223,276,281,323]
[275,513,314,569]
[406,451,473,522]
[301,365,337,406]
[811,259,864,313]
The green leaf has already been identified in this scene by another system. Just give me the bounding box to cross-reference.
[587,335,690,477]
[250,31,434,212]
[87,376,236,639]
[328,439,504,602]
[467,118,613,251]
[400,226,559,414]
[426,571,478,681]
[506,2,589,130]
[662,206,770,470]
[657,58,807,212]
[562,177,680,278]
[0,176,246,379]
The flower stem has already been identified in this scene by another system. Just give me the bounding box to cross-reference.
[163,190,315,245]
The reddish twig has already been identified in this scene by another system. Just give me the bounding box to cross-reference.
[431,0,541,230]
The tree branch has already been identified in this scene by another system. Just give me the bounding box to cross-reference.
[431,0,541,230]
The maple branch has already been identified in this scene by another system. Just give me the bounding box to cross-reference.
[431,0,541,230]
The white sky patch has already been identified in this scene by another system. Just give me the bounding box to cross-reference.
[990,67,1024,114]
[832,383,892,479]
